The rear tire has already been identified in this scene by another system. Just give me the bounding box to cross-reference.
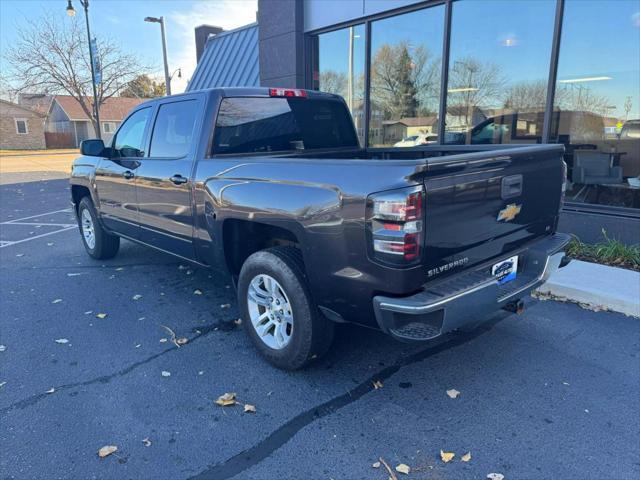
[238,246,334,370]
[77,196,120,260]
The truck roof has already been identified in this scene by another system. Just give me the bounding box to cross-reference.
[131,87,341,110]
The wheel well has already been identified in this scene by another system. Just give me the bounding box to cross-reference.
[223,219,300,276]
[71,185,91,211]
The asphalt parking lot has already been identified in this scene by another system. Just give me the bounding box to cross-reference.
[1,168,639,480]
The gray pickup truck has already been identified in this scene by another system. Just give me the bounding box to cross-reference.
[70,87,570,369]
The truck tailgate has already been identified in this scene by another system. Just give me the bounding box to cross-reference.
[422,145,565,280]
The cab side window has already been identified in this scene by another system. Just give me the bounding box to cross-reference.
[149,100,197,158]
[113,107,151,158]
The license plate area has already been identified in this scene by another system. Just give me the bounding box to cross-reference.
[492,255,518,285]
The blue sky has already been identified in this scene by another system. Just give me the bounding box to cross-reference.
[0,0,257,94]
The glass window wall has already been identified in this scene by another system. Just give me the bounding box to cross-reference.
[551,0,640,208]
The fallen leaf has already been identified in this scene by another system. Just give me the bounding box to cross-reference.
[16,253,24,257]
[176,337,188,345]
[96,313,107,319]
[67,273,83,277]
[193,289,203,295]
[215,392,236,406]
[220,303,231,309]
[45,387,55,394]
[446,389,461,399]
[234,318,242,325]
[372,380,383,389]
[487,474,504,480]
[440,450,455,463]
[52,299,62,304]
[395,463,411,474]
[98,445,117,458]
[115,267,124,271]
[54,338,69,344]
[132,294,142,300]
[244,404,256,413]
[84,310,93,315]
[0,345,6,352]
[0,382,6,388]
[461,452,472,462]
[159,338,168,343]
[372,461,381,468]
[142,438,152,447]
[161,371,171,377]
[47,242,54,246]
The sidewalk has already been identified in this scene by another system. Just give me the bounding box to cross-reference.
[0,149,78,157]
[537,259,640,317]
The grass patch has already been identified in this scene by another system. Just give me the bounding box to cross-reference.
[566,230,640,271]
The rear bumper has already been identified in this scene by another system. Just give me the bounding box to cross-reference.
[373,233,571,341]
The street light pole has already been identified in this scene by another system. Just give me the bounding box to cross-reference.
[159,18,171,96]
[67,0,101,138]
[145,16,171,95]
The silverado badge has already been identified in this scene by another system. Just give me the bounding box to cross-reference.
[497,203,522,222]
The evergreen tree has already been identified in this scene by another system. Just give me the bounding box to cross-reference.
[394,46,418,118]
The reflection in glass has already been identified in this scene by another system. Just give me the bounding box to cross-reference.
[444,0,555,145]
[313,24,365,145]
[369,6,444,147]
[552,0,640,208]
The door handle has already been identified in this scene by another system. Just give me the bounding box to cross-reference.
[123,170,134,180]
[170,175,188,185]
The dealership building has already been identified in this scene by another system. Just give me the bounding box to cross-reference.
[190,0,640,242]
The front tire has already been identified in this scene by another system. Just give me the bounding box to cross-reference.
[77,196,120,260]
[238,246,334,370]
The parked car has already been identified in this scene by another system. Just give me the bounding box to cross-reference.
[393,133,438,147]
[620,119,640,139]
[70,87,570,370]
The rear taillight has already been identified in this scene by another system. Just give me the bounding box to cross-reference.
[269,88,307,98]
[560,160,568,210]
[366,186,424,266]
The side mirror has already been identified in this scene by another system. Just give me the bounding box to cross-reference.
[80,139,105,157]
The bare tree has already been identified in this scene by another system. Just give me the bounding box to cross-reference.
[0,75,18,102]
[5,12,148,134]
[555,84,611,117]
[319,71,347,97]
[447,57,506,124]
[503,80,548,111]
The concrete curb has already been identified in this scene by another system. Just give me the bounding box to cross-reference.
[536,260,640,317]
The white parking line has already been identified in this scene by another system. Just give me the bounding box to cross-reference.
[4,222,76,227]
[0,226,77,248]
[0,208,72,224]
[1,208,77,248]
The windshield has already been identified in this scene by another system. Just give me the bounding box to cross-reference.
[213,97,359,154]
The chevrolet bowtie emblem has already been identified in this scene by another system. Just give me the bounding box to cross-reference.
[497,203,522,222]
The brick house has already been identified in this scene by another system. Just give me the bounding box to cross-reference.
[0,99,46,150]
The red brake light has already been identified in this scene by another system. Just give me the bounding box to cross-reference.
[269,88,308,98]
[367,187,424,265]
